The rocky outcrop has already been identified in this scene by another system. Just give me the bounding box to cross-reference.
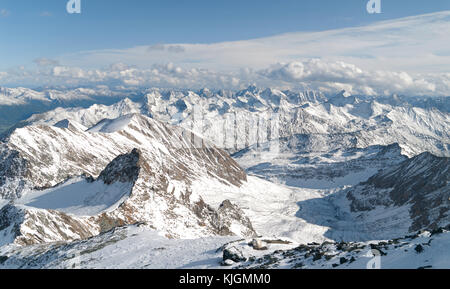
[98,148,140,185]
[214,200,256,237]
[0,147,30,199]
[218,226,450,269]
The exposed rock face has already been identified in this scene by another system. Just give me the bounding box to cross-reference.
[347,152,450,232]
[0,114,255,245]
[98,148,140,185]
[0,147,30,199]
[214,200,256,237]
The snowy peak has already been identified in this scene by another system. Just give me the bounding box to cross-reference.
[8,86,449,158]
[87,114,137,133]
[365,152,449,197]
[197,88,213,98]
[54,119,87,131]
[0,87,50,106]
[327,90,357,107]
[0,113,255,245]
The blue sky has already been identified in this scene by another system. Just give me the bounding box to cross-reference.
[0,0,449,69]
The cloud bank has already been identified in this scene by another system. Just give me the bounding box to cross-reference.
[1,11,449,96]
[2,59,449,97]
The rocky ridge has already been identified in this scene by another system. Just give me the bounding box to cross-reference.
[0,114,256,245]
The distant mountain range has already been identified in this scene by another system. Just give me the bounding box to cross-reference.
[3,86,449,157]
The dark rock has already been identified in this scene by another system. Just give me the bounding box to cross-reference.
[312,253,322,261]
[414,244,424,253]
[223,246,247,263]
[0,256,8,264]
[98,148,140,185]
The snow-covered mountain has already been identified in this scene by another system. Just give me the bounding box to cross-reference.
[0,86,144,133]
[0,114,256,245]
[0,85,448,269]
[346,152,449,234]
[0,86,143,107]
[292,153,449,241]
[10,87,449,159]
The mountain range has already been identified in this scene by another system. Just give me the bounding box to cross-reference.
[0,85,448,268]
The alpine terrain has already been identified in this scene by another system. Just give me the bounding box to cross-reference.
[0,86,448,269]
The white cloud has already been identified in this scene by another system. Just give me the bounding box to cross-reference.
[2,59,449,96]
[259,59,448,96]
[1,11,450,96]
[1,62,251,90]
[59,11,450,74]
